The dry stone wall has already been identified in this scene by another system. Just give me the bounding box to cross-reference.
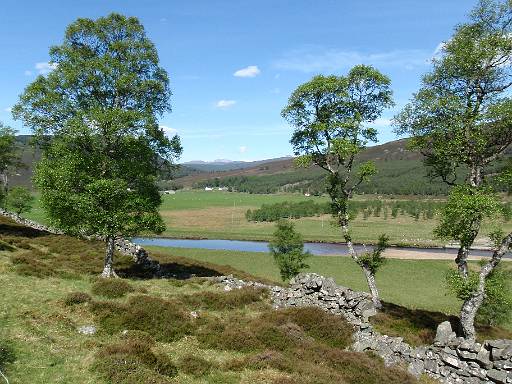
[215,273,512,384]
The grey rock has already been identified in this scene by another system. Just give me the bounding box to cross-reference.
[477,347,493,369]
[488,369,508,383]
[458,349,478,360]
[434,321,456,346]
[78,325,96,335]
[408,360,425,378]
[442,352,461,368]
[424,359,440,374]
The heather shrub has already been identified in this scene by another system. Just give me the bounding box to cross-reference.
[91,295,195,342]
[91,278,134,298]
[64,291,92,306]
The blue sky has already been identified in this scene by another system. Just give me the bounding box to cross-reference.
[0,0,475,162]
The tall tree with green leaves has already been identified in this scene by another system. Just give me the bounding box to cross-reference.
[282,65,394,308]
[13,13,182,277]
[6,186,34,216]
[394,0,512,339]
[0,123,21,208]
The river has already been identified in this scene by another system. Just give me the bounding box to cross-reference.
[132,237,508,259]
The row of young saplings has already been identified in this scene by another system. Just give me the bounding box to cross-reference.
[246,199,512,223]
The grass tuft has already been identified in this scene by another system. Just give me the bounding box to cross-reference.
[93,337,177,383]
[91,278,134,298]
[180,286,269,310]
[64,291,92,306]
[0,340,15,370]
[91,295,196,342]
[177,354,214,376]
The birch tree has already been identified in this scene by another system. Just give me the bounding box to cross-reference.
[0,123,21,208]
[282,65,394,308]
[13,13,182,277]
[394,0,512,339]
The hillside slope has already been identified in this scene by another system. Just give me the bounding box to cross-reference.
[177,139,512,195]
[0,214,430,383]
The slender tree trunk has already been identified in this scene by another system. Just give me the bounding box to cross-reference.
[0,172,8,209]
[362,265,381,308]
[460,232,512,340]
[469,164,483,188]
[455,245,469,278]
[340,214,382,309]
[101,236,118,278]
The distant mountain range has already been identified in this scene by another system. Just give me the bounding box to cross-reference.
[180,157,293,173]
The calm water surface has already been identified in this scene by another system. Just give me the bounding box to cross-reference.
[132,237,501,258]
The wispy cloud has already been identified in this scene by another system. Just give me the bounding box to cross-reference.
[274,47,432,72]
[433,42,446,58]
[233,65,261,78]
[34,62,58,75]
[159,125,178,136]
[215,99,236,109]
[24,70,33,76]
[4,107,12,113]
[239,146,247,153]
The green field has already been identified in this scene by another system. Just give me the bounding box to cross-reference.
[25,190,512,247]
[145,247,470,315]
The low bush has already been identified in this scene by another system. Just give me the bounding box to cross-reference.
[64,291,92,306]
[260,307,353,349]
[91,295,196,342]
[0,340,15,370]
[91,279,134,298]
[224,344,417,384]
[180,287,268,310]
[0,240,15,251]
[197,307,352,353]
[177,354,214,376]
[10,251,57,278]
[93,337,177,384]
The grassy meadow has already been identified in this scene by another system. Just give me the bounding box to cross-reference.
[157,191,510,247]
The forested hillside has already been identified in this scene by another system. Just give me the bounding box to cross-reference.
[184,140,511,195]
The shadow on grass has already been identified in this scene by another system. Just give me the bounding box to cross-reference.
[0,216,50,238]
[371,301,512,346]
[117,252,279,286]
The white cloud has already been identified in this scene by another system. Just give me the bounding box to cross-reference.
[4,107,12,113]
[24,70,33,76]
[215,99,236,109]
[233,65,261,78]
[433,42,446,58]
[274,47,432,73]
[35,62,58,75]
[159,125,178,136]
[239,146,247,153]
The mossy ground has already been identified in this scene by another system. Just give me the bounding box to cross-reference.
[0,215,505,383]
